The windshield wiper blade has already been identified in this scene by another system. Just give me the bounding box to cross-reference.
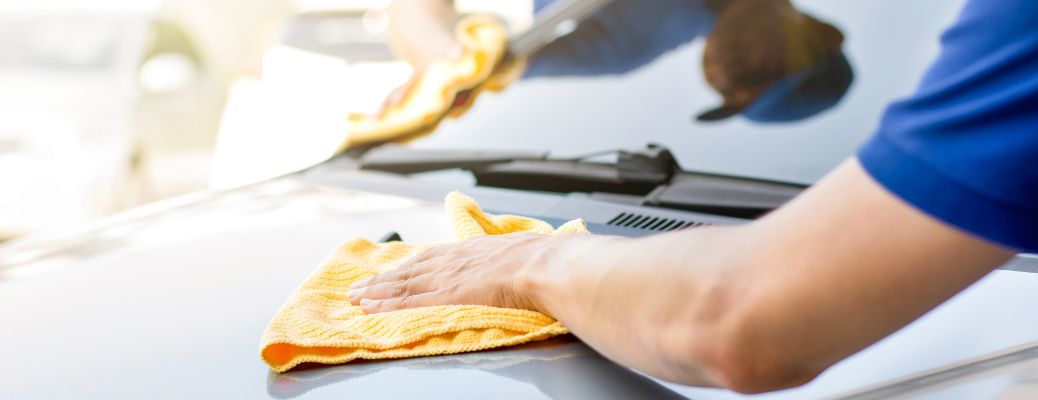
[353,144,806,218]
[469,145,680,194]
[357,145,548,174]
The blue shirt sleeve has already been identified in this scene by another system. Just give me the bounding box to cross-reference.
[858,0,1038,252]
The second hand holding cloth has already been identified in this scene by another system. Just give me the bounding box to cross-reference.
[260,192,587,372]
[339,15,524,150]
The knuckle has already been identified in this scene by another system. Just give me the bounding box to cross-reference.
[392,280,410,297]
[388,268,410,283]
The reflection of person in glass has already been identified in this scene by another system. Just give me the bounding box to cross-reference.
[360,0,1038,395]
[382,0,853,123]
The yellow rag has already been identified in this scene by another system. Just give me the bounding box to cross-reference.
[260,192,586,372]
[339,15,525,150]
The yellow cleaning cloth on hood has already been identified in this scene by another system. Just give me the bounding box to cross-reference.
[260,192,586,372]
[339,15,525,150]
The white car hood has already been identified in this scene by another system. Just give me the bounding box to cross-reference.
[3,177,1038,399]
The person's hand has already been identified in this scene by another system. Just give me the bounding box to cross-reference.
[377,38,465,117]
[346,232,572,314]
[377,69,475,118]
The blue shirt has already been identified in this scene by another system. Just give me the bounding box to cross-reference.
[858,0,1038,251]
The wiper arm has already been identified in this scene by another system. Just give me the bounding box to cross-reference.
[354,144,806,218]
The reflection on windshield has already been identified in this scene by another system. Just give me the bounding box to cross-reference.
[525,0,853,124]
[0,17,120,70]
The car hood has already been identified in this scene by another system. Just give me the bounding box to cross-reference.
[3,176,1038,399]
[0,179,690,399]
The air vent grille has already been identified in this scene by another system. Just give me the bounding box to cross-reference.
[606,212,709,231]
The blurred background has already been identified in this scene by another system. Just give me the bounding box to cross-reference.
[0,0,532,240]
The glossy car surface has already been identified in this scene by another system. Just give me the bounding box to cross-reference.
[4,0,1037,398]
[1,170,1036,399]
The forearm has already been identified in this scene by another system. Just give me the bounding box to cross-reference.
[524,224,751,387]
[387,0,461,69]
[524,159,1013,392]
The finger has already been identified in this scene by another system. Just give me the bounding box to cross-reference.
[376,91,402,118]
[349,257,436,291]
[354,258,424,287]
[348,273,439,305]
[377,73,421,117]
[360,291,450,314]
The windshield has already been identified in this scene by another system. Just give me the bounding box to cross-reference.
[0,16,122,71]
[401,0,966,184]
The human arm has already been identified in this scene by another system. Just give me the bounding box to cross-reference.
[386,0,462,70]
[375,0,465,112]
[347,159,1013,393]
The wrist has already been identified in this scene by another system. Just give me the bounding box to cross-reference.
[517,234,615,318]
[386,0,462,69]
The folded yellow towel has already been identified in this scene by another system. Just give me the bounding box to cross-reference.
[260,192,586,372]
[339,15,525,150]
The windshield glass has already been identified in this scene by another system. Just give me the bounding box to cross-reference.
[403,0,966,184]
[0,16,122,71]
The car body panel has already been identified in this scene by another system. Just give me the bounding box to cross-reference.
[1,174,1036,399]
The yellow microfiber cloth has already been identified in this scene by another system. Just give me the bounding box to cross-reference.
[338,14,525,150]
[260,192,586,372]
